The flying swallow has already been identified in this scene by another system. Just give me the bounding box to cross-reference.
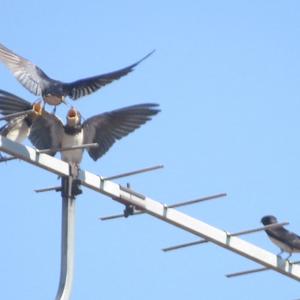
[0,89,44,143]
[29,103,160,166]
[0,43,154,107]
[261,215,300,259]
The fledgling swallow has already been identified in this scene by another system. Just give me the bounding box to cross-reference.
[261,215,300,259]
[0,89,43,142]
[0,43,154,107]
[29,103,160,166]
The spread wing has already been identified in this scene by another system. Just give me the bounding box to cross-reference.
[0,116,28,138]
[0,89,32,116]
[83,103,160,161]
[64,50,155,100]
[29,112,64,156]
[0,43,52,96]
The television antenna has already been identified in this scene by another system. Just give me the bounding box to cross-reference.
[1,135,300,300]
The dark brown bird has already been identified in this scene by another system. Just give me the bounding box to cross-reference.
[261,215,300,259]
[29,103,160,165]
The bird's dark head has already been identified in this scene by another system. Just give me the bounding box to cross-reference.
[67,107,81,127]
[261,215,278,226]
[32,101,43,116]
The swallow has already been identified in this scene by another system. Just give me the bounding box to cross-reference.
[0,89,43,143]
[261,215,300,259]
[29,103,160,166]
[0,42,154,107]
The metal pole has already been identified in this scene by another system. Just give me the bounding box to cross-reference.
[226,260,300,278]
[35,186,61,193]
[100,193,227,221]
[103,164,164,181]
[38,143,98,154]
[226,266,271,278]
[55,173,76,300]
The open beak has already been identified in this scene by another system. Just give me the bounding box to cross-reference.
[32,101,43,116]
[68,107,78,119]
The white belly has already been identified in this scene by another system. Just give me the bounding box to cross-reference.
[269,237,292,252]
[268,236,300,253]
[6,120,30,143]
[61,131,84,164]
[44,95,63,106]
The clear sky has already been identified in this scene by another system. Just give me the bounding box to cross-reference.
[0,1,300,299]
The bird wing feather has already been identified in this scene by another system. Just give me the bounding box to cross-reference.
[29,112,64,156]
[83,103,160,161]
[266,227,300,251]
[65,50,155,100]
[0,43,52,96]
[0,89,32,115]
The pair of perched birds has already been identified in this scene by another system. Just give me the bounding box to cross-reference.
[0,43,160,166]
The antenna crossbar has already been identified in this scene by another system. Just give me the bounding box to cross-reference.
[102,164,163,181]
[226,260,300,278]
[100,193,227,221]
[162,222,290,252]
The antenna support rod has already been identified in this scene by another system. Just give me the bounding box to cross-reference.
[226,260,300,278]
[100,193,227,221]
[162,222,289,252]
[38,143,98,154]
[55,167,77,300]
[103,164,164,181]
[35,186,62,193]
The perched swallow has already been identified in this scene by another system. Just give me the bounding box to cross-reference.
[261,215,300,259]
[0,89,43,142]
[0,43,154,107]
[29,103,160,165]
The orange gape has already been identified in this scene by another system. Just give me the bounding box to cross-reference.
[68,107,77,118]
[32,101,43,115]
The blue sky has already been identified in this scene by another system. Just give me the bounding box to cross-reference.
[1,1,300,299]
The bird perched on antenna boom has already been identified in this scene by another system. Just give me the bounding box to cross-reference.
[28,103,160,167]
[261,215,300,259]
[0,43,154,108]
[0,89,45,143]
